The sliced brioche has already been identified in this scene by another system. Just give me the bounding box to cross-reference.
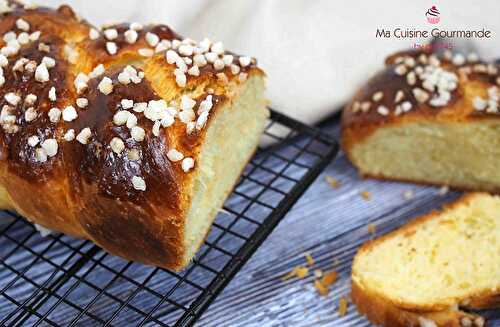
[352,193,500,327]
[342,49,500,193]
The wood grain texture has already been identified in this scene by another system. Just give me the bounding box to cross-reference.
[195,122,500,327]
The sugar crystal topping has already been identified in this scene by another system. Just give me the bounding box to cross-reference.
[0,6,259,194]
[351,50,500,118]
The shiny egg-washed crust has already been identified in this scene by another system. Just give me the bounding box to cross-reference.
[341,49,500,192]
[352,193,498,327]
[0,1,264,269]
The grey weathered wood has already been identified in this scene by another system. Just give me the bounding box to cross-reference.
[195,122,498,327]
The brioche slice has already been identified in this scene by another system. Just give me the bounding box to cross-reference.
[341,49,500,193]
[352,193,500,327]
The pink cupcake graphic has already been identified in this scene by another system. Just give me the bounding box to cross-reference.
[426,6,440,24]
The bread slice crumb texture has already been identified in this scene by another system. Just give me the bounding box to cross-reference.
[352,193,500,309]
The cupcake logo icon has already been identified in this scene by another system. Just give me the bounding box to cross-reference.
[426,6,440,24]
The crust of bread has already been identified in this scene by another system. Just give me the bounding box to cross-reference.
[0,1,268,270]
[351,193,499,327]
[342,50,499,146]
[351,279,483,327]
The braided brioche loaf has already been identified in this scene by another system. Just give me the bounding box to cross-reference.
[0,0,268,270]
[342,48,500,192]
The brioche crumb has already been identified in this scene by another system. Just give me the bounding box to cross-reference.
[403,190,414,200]
[367,223,376,235]
[282,266,309,281]
[294,266,309,278]
[314,279,329,296]
[325,175,340,188]
[313,269,337,296]
[321,270,337,287]
[474,317,485,327]
[338,297,348,316]
[438,185,449,195]
[360,191,371,200]
[304,252,315,266]
[461,317,472,327]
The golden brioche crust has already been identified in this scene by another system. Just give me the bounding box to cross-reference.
[352,280,485,327]
[342,49,500,140]
[0,0,266,269]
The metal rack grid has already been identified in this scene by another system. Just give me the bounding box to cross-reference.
[0,109,338,326]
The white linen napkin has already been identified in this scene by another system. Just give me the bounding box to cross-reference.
[44,0,500,123]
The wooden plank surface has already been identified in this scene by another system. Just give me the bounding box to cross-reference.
[196,121,499,327]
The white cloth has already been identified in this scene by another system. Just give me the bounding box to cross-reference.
[45,0,500,123]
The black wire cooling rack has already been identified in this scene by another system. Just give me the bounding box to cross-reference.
[0,109,338,326]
